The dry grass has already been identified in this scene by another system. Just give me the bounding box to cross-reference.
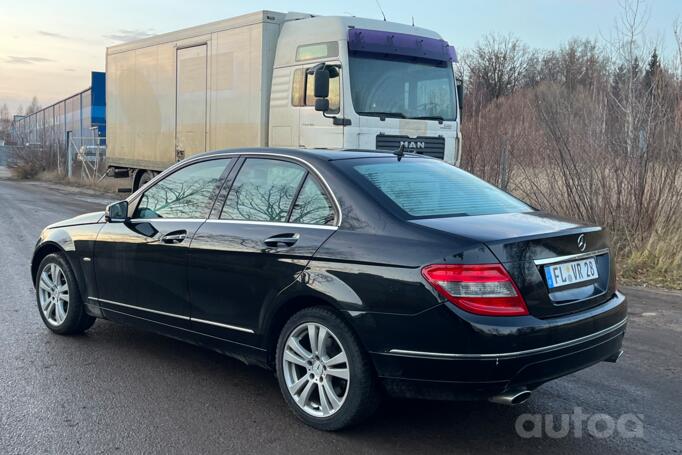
[507,166,682,290]
[6,145,55,179]
[34,170,129,197]
[619,226,682,289]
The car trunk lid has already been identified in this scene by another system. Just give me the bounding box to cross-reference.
[411,211,616,318]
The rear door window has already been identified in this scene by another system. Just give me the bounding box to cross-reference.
[345,158,531,218]
[221,158,306,222]
[289,175,335,225]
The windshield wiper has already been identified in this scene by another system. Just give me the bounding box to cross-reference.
[411,115,446,122]
[356,111,406,119]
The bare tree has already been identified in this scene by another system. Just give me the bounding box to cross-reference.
[464,34,533,102]
[25,96,41,116]
[674,17,682,76]
[459,0,681,287]
[0,103,10,141]
[605,0,652,156]
[525,0,682,258]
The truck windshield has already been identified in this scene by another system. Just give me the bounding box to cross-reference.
[348,54,457,121]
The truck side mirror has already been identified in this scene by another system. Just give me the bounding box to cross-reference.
[314,67,330,98]
[456,80,464,111]
[314,98,330,112]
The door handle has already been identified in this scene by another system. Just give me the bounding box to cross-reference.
[161,230,187,244]
[264,233,300,248]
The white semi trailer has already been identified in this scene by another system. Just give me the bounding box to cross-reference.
[106,10,462,190]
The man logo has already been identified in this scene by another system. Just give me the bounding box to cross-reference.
[399,141,425,150]
[577,234,586,252]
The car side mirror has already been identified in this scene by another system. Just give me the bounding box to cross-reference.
[105,200,129,223]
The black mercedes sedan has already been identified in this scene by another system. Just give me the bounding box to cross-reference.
[31,148,627,430]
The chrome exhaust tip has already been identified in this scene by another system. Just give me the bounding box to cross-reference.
[489,390,532,406]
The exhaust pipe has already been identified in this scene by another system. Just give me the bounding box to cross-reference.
[489,389,532,406]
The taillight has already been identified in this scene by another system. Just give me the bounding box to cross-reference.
[421,264,528,316]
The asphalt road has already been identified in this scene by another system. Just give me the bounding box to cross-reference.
[1,176,680,455]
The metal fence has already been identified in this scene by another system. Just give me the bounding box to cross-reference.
[3,135,107,182]
[10,72,106,152]
[0,144,9,167]
[67,136,107,182]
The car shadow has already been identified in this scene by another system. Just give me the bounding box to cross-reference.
[68,320,638,454]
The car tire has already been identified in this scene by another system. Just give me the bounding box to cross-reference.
[275,306,380,431]
[35,253,96,335]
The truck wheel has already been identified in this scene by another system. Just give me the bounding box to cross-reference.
[35,253,96,335]
[276,306,380,431]
[137,171,154,190]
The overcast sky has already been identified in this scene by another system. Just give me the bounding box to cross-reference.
[1,0,680,113]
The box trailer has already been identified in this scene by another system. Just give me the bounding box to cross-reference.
[106,11,462,190]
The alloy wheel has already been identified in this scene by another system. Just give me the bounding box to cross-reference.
[282,322,350,417]
[38,263,69,326]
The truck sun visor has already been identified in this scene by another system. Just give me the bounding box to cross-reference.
[347,28,456,62]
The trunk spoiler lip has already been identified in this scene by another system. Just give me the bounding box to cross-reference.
[533,248,610,266]
[481,225,603,246]
[410,212,603,245]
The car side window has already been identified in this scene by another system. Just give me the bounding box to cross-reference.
[289,175,335,225]
[134,159,230,219]
[221,158,306,222]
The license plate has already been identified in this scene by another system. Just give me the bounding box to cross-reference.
[544,257,598,289]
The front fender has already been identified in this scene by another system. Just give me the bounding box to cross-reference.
[32,224,104,306]
[31,228,77,285]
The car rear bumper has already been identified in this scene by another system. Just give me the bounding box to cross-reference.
[354,291,627,400]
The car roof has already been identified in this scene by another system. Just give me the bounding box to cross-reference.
[194,147,433,162]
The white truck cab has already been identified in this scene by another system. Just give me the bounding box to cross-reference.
[269,14,461,163]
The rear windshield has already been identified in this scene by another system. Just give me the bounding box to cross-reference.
[341,158,531,219]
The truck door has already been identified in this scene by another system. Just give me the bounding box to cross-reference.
[269,67,300,148]
[294,65,344,149]
[175,44,208,161]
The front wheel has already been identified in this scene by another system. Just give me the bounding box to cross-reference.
[36,253,95,335]
[275,306,380,431]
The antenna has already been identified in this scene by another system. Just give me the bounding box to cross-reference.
[412,16,415,26]
[394,143,405,161]
[375,0,387,21]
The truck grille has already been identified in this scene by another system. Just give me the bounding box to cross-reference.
[376,135,445,160]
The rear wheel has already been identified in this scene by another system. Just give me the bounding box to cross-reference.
[275,306,379,431]
[36,253,95,335]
